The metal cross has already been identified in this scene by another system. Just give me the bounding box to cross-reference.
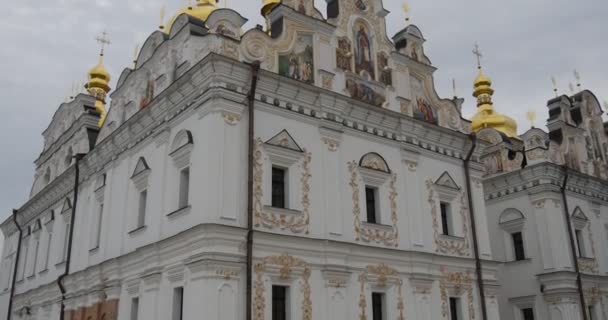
[473,43,483,69]
[96,31,111,56]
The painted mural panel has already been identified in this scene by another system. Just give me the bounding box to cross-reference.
[377,52,392,86]
[410,76,438,124]
[354,22,375,79]
[278,33,314,84]
[414,98,438,124]
[346,74,386,107]
[336,37,353,72]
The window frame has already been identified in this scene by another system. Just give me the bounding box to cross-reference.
[271,166,288,209]
[272,285,290,320]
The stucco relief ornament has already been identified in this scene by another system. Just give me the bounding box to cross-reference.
[349,162,399,247]
[578,223,599,274]
[253,140,311,234]
[359,264,406,320]
[426,180,471,256]
[222,112,241,125]
[253,254,312,320]
[439,268,475,320]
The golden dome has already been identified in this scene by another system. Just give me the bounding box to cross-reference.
[85,55,111,128]
[262,0,281,16]
[471,69,518,138]
[165,0,218,33]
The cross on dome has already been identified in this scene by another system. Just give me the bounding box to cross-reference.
[96,31,111,56]
[473,42,483,69]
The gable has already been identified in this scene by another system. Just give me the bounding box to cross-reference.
[132,157,151,178]
[265,130,303,152]
[61,198,72,214]
[435,171,460,190]
[572,207,588,221]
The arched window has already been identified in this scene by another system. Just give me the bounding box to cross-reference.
[499,209,527,262]
[358,153,391,225]
[170,130,194,212]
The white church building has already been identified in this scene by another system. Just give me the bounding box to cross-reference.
[0,1,607,320]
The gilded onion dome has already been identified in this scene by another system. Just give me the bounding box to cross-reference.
[85,55,111,128]
[165,0,219,32]
[470,69,518,137]
[261,0,281,16]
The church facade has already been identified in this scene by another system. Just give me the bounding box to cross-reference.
[0,1,606,320]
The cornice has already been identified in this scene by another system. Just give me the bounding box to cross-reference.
[483,162,608,203]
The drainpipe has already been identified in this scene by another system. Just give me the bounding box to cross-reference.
[58,153,85,320]
[560,165,588,320]
[245,61,261,320]
[6,209,23,320]
[463,133,488,320]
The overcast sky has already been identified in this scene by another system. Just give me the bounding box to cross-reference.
[0,0,607,250]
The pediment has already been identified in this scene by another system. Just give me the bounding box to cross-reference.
[61,198,72,214]
[265,130,303,152]
[572,207,588,221]
[132,157,150,178]
[435,171,460,190]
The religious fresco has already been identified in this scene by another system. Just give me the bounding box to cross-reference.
[377,52,392,86]
[345,74,386,107]
[297,0,306,13]
[278,33,314,84]
[139,80,155,109]
[354,22,375,79]
[414,97,438,124]
[336,37,353,72]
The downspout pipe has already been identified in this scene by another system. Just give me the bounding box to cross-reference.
[7,209,22,320]
[463,133,488,320]
[560,166,588,320]
[58,153,85,320]
[245,61,261,320]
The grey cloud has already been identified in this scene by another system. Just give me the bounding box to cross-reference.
[0,0,606,229]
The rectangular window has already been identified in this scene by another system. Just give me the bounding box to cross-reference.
[43,231,52,270]
[130,297,139,320]
[272,285,289,320]
[575,229,586,257]
[179,168,190,209]
[62,223,71,262]
[522,308,534,320]
[449,297,461,320]
[372,292,385,320]
[589,306,595,320]
[441,202,452,236]
[366,187,379,224]
[172,287,184,320]
[272,167,287,209]
[512,232,526,261]
[17,243,28,280]
[93,203,104,248]
[138,191,147,228]
[29,238,39,276]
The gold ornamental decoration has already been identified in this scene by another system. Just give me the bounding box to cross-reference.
[253,140,311,234]
[439,268,475,319]
[358,264,406,320]
[253,254,312,320]
[426,180,471,256]
[349,162,399,247]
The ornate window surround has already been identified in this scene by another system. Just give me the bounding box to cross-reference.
[253,131,311,234]
[509,295,537,320]
[439,268,475,320]
[571,207,599,273]
[499,209,529,262]
[130,157,150,234]
[167,130,194,218]
[348,152,399,247]
[426,172,471,257]
[357,264,406,320]
[253,254,312,320]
